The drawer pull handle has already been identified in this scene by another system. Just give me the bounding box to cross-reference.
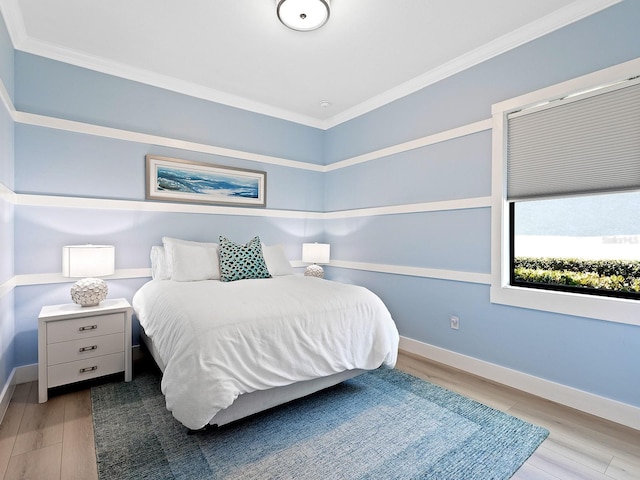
[78,325,98,332]
[79,366,98,374]
[79,345,98,353]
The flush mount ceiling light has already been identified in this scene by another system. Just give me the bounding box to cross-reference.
[277,0,330,32]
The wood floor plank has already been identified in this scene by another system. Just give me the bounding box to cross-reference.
[539,436,613,474]
[61,390,98,480]
[4,443,62,480]
[527,445,611,480]
[606,454,640,480]
[511,461,561,480]
[508,398,640,460]
[11,384,65,457]
[396,353,521,412]
[0,383,32,479]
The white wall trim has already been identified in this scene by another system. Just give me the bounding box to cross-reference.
[331,260,491,285]
[0,73,16,120]
[0,181,16,204]
[0,368,15,424]
[11,263,490,288]
[14,268,152,287]
[325,119,492,172]
[324,196,491,219]
[16,192,490,220]
[0,276,16,298]
[10,260,490,289]
[16,193,325,219]
[400,336,640,431]
[14,363,37,384]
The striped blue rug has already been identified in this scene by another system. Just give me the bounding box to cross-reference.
[91,367,548,479]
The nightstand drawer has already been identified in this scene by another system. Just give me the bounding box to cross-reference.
[47,313,124,343]
[47,332,124,366]
[48,352,125,388]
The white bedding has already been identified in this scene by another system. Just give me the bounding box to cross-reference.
[132,275,399,429]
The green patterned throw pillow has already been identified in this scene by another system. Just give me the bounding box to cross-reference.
[219,236,272,282]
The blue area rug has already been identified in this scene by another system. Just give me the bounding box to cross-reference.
[91,367,548,479]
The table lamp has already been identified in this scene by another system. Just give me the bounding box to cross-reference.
[302,243,330,278]
[62,244,115,306]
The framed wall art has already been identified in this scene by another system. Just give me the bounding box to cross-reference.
[145,155,266,207]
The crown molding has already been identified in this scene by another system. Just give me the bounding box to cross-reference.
[322,0,622,128]
[0,0,621,130]
[11,35,327,129]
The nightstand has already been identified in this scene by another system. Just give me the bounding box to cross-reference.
[38,298,132,403]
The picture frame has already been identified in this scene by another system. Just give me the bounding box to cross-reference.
[145,155,267,207]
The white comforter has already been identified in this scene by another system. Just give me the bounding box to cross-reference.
[132,275,399,429]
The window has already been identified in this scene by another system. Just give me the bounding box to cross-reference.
[510,192,640,300]
[490,58,640,326]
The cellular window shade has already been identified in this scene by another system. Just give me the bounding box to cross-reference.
[507,80,640,201]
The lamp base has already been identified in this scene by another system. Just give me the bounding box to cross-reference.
[70,278,109,307]
[304,264,325,278]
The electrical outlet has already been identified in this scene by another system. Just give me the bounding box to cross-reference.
[450,315,460,330]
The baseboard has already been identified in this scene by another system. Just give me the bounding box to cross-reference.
[0,369,16,424]
[14,364,38,384]
[399,336,640,431]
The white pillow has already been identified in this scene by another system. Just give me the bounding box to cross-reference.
[162,237,220,281]
[262,244,294,276]
[150,246,169,280]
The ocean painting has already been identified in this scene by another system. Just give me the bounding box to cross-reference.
[146,155,266,207]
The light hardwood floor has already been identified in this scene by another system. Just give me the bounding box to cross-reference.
[0,351,638,479]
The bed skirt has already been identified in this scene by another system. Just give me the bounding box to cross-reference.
[139,326,365,427]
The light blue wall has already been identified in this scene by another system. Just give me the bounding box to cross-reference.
[0,12,15,388]
[323,0,640,408]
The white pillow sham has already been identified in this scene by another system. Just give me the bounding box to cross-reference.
[150,245,169,280]
[262,244,294,276]
[162,237,220,282]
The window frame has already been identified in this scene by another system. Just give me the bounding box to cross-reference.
[490,57,640,327]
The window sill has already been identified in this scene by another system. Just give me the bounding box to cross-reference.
[490,282,640,327]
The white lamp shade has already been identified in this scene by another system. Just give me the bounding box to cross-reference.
[277,0,330,31]
[62,245,115,278]
[302,243,330,264]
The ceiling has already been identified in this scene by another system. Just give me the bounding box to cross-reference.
[0,0,620,129]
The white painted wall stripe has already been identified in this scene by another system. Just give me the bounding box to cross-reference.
[14,269,153,287]
[5,262,489,290]
[324,196,491,219]
[14,192,490,219]
[325,119,492,172]
[0,277,16,299]
[331,260,491,285]
[15,193,325,219]
[0,182,16,203]
[0,76,16,120]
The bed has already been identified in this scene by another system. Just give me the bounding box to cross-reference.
[132,238,399,430]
